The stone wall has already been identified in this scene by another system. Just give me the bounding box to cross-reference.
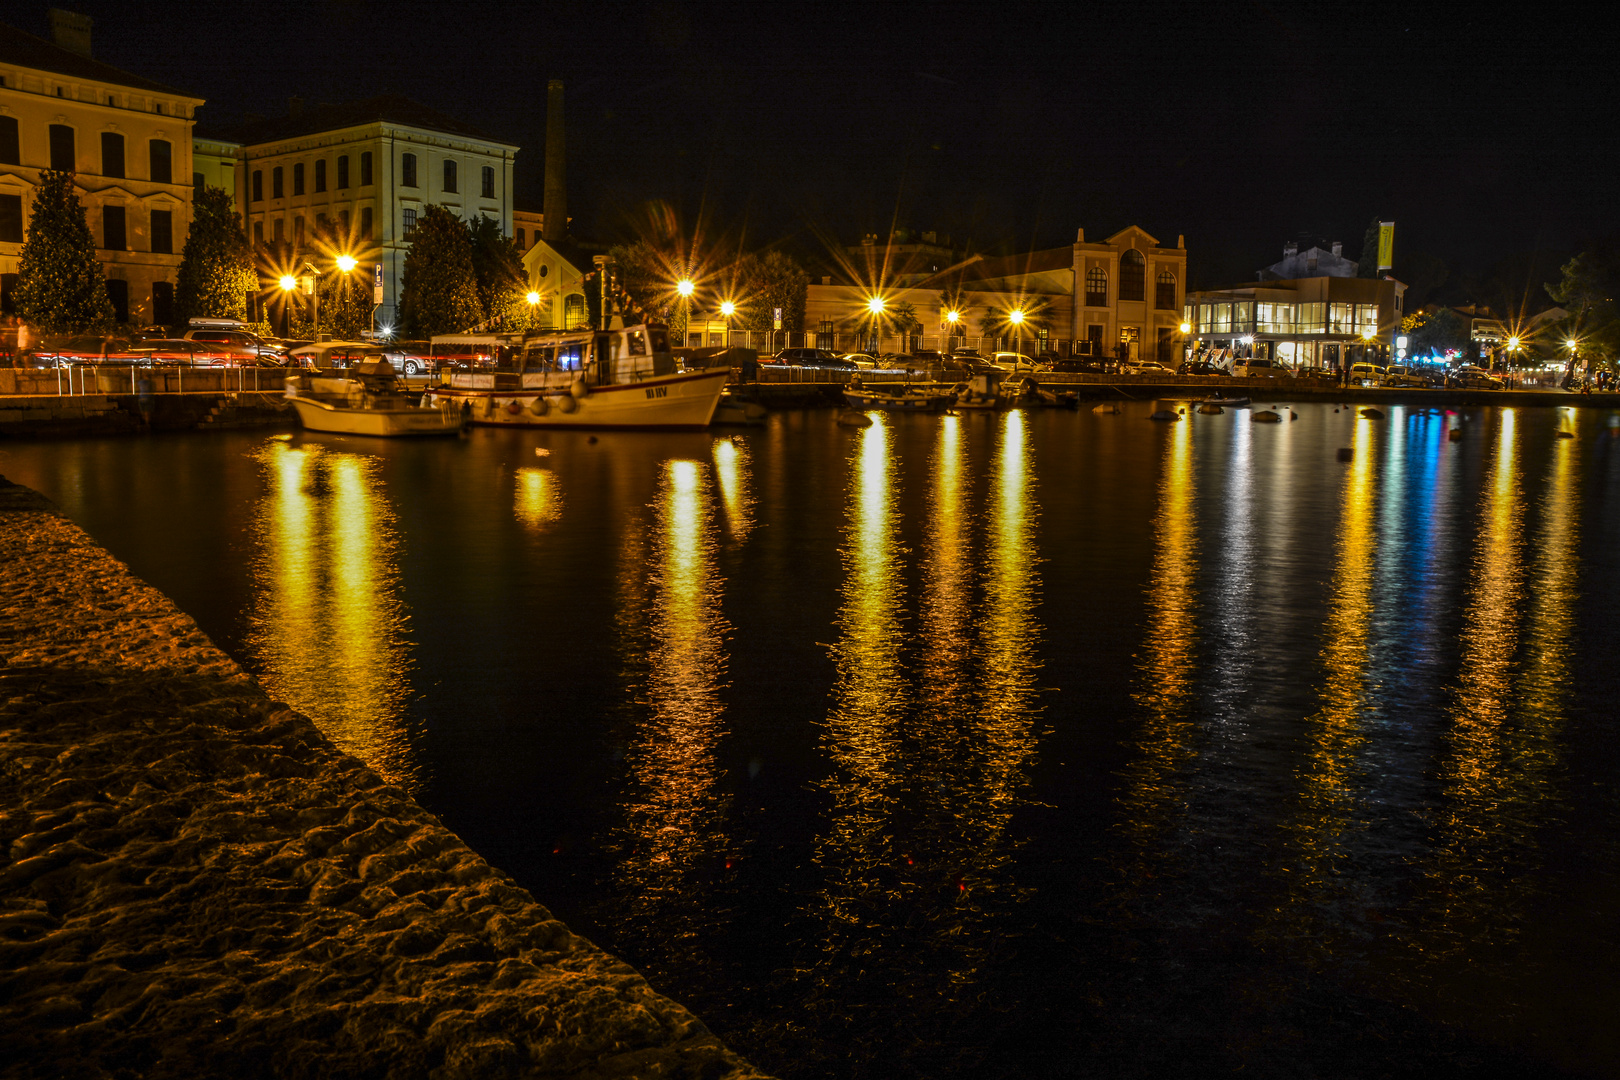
[0,479,771,1080]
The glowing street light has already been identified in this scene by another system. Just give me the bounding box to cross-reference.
[676,279,695,297]
[527,290,541,305]
[1008,308,1025,325]
[1180,321,1192,334]
[335,254,357,274]
[720,301,735,317]
[867,296,885,314]
[278,275,297,293]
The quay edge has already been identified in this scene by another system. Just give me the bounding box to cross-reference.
[0,478,772,1080]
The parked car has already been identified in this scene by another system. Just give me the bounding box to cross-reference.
[30,336,138,366]
[1451,364,1504,389]
[1038,358,1110,374]
[128,339,245,366]
[841,352,881,369]
[382,340,437,376]
[1382,364,1435,388]
[1233,358,1289,378]
[1178,359,1230,376]
[182,328,284,361]
[1347,362,1387,387]
[1126,359,1176,376]
[769,347,851,367]
[989,352,1039,372]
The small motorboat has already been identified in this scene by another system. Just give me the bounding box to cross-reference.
[1201,396,1251,408]
[286,359,464,437]
[954,372,1004,410]
[1004,376,1080,410]
[713,397,768,426]
[844,382,955,412]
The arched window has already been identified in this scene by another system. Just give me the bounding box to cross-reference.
[1085,266,1107,307]
[1120,250,1145,302]
[1155,268,1176,309]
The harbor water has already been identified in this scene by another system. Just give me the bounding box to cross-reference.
[4,400,1618,1078]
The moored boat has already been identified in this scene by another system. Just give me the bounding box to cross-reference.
[1201,395,1251,408]
[285,360,465,437]
[954,371,1004,410]
[423,323,728,430]
[843,382,955,412]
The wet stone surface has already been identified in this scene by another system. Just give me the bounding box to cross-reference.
[0,479,770,1080]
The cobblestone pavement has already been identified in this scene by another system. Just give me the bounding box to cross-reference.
[0,477,771,1080]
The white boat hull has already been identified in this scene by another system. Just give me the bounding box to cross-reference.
[290,397,465,437]
[429,368,728,430]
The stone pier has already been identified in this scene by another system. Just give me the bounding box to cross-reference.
[0,478,771,1079]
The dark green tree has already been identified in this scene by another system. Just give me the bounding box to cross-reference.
[13,168,115,334]
[1357,218,1382,279]
[607,240,682,333]
[735,250,808,333]
[398,205,483,337]
[1546,246,1620,365]
[176,185,257,327]
[469,214,534,331]
[1399,306,1472,359]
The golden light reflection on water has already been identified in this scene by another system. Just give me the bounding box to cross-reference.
[1276,417,1377,905]
[513,466,561,530]
[249,439,417,789]
[712,437,755,544]
[618,459,731,882]
[1121,413,1199,844]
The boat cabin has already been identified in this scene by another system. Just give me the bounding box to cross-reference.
[432,324,675,388]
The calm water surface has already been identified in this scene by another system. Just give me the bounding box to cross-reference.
[6,402,1620,1078]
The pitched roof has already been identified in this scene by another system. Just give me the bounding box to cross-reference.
[962,246,1073,282]
[202,95,512,148]
[0,19,196,97]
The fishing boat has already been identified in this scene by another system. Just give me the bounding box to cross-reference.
[953,371,1004,410]
[843,381,956,412]
[1200,395,1251,408]
[285,359,465,437]
[423,323,728,430]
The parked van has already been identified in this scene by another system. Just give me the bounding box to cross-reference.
[1234,358,1288,378]
[1347,362,1387,387]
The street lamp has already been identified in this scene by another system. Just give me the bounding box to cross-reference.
[1009,308,1026,361]
[336,254,357,274]
[278,275,297,339]
[676,278,695,345]
[720,300,735,347]
[867,296,885,353]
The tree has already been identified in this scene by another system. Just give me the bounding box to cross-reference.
[1399,307,1472,360]
[13,168,115,334]
[734,250,808,333]
[1357,218,1383,279]
[469,214,534,331]
[1546,246,1620,365]
[176,185,257,327]
[607,240,681,332]
[398,205,483,338]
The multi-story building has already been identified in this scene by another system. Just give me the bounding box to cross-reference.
[200,96,519,330]
[1,13,202,326]
[1184,275,1406,370]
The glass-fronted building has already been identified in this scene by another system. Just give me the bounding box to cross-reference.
[1184,275,1405,371]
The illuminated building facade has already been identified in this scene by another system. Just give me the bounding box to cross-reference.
[1185,275,1406,370]
[0,13,202,326]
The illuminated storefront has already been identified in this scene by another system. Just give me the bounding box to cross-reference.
[1184,275,1405,371]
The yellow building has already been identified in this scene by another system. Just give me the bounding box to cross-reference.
[200,96,519,331]
[1,13,202,326]
[518,235,588,331]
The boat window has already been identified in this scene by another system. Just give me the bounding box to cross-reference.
[648,327,669,353]
[626,329,648,356]
[556,344,583,371]
[524,346,555,371]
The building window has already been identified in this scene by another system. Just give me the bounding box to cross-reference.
[1328,302,1354,333]
[151,209,172,254]
[401,153,416,188]
[154,102,163,115]
[252,170,263,201]
[294,216,304,245]
[0,273,17,314]
[0,117,18,166]
[360,206,372,239]
[271,166,283,199]
[152,280,174,325]
[515,227,525,249]
[253,220,263,245]
[0,194,22,243]
[149,139,171,184]
[1297,302,1325,333]
[403,208,416,236]
[1155,268,1176,309]
[339,209,350,232]
[1119,250,1145,302]
[100,132,124,178]
[192,171,204,197]
[314,159,326,192]
[481,165,495,198]
[443,159,457,193]
[49,124,75,171]
[337,155,349,189]
[106,279,129,323]
[293,162,304,196]
[360,151,373,186]
[1084,267,1107,308]
[273,218,284,243]
[103,205,126,250]
[1355,304,1379,333]
[1086,324,1104,354]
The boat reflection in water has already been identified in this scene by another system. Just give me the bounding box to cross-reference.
[248,437,420,790]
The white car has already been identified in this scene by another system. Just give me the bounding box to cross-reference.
[989,352,1039,372]
[1234,358,1288,378]
[1126,360,1175,375]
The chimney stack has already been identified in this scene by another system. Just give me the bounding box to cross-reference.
[1331,241,1342,257]
[542,79,567,245]
[48,8,93,57]
[1284,240,1298,257]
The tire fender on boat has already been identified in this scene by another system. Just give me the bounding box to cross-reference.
[530,397,549,416]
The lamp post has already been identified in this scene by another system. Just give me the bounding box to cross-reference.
[677,278,695,347]
[1180,320,1192,367]
[867,296,885,355]
[278,275,297,340]
[945,308,960,352]
[1009,308,1025,364]
[720,300,735,347]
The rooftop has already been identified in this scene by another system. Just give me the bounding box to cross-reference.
[0,19,195,98]
[200,94,512,147]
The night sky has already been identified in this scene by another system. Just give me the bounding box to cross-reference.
[42,0,1620,300]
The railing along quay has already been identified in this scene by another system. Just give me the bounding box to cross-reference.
[0,364,290,397]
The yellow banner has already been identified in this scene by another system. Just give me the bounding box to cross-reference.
[1377,222,1394,271]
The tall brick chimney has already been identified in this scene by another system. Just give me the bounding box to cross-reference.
[542,79,566,245]
[48,8,93,57]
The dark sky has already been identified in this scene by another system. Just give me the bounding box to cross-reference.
[47,0,1620,297]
